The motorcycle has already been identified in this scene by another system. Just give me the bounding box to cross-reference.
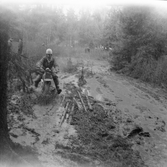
[42,68,55,95]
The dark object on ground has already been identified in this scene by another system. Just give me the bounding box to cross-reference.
[57,89,62,94]
[139,132,150,137]
[85,48,90,53]
[127,126,143,138]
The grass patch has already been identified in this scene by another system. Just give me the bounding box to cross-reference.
[8,93,34,116]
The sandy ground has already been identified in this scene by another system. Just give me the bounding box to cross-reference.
[9,53,167,167]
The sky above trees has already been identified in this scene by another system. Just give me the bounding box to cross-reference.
[1,0,167,11]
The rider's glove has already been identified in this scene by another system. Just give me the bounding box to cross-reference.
[52,67,59,73]
[40,68,45,72]
[55,67,59,73]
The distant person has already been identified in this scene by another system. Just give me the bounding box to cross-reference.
[34,48,62,94]
[85,47,90,53]
[8,38,13,52]
[18,38,23,55]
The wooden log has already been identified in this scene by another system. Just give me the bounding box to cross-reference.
[68,101,75,124]
[66,101,73,122]
[77,90,87,112]
[60,95,66,107]
[59,101,70,126]
[73,97,81,110]
[85,90,92,111]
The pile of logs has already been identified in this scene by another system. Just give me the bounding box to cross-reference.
[59,89,94,126]
[58,84,118,127]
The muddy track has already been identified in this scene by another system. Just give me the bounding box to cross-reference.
[8,57,167,167]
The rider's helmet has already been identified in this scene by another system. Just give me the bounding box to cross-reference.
[46,48,53,55]
[46,48,52,60]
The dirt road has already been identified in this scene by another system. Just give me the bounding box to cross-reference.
[9,53,167,167]
[84,62,167,167]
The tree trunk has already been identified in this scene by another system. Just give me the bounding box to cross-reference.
[0,12,40,167]
[0,19,13,162]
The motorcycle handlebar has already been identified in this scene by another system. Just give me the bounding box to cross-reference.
[40,68,59,73]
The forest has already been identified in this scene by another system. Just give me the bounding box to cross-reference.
[2,3,167,86]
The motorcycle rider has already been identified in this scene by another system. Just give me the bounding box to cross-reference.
[34,48,62,94]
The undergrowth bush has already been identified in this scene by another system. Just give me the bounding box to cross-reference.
[8,93,34,116]
[154,56,167,87]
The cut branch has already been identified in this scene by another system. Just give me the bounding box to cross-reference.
[68,100,75,124]
[73,97,81,110]
[77,91,87,112]
[85,91,92,111]
[59,101,70,126]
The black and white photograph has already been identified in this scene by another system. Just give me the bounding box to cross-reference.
[0,0,167,167]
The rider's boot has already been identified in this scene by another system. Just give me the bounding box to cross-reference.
[34,74,42,88]
[56,86,62,94]
[53,76,62,94]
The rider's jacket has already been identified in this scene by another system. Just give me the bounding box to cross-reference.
[36,57,57,70]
